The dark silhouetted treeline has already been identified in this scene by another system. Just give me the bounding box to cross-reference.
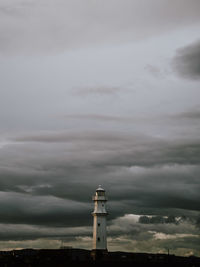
[0,248,199,267]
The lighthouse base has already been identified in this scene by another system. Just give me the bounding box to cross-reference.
[91,249,108,261]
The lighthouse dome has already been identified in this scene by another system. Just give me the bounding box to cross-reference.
[96,185,105,192]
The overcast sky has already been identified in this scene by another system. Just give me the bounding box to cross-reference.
[0,0,200,256]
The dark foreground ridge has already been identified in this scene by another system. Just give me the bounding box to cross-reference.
[0,248,200,267]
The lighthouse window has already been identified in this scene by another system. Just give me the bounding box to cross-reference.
[97,237,100,242]
[98,223,100,226]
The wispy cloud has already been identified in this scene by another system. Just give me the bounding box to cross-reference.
[74,86,122,96]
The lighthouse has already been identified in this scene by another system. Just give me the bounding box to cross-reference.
[92,185,108,253]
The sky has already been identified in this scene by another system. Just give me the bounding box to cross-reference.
[0,0,200,256]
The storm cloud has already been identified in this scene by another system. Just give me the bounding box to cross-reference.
[1,130,200,226]
[173,40,200,80]
[0,0,200,257]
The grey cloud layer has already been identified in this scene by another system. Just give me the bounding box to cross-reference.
[1,0,200,54]
[0,0,200,255]
[0,130,200,228]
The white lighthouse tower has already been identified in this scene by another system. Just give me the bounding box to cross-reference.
[92,185,108,254]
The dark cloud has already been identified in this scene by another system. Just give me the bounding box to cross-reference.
[138,215,193,225]
[0,223,91,241]
[12,130,134,143]
[139,215,176,224]
[172,40,200,80]
[175,109,200,120]
[0,130,199,231]
[0,191,91,227]
[196,216,200,228]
